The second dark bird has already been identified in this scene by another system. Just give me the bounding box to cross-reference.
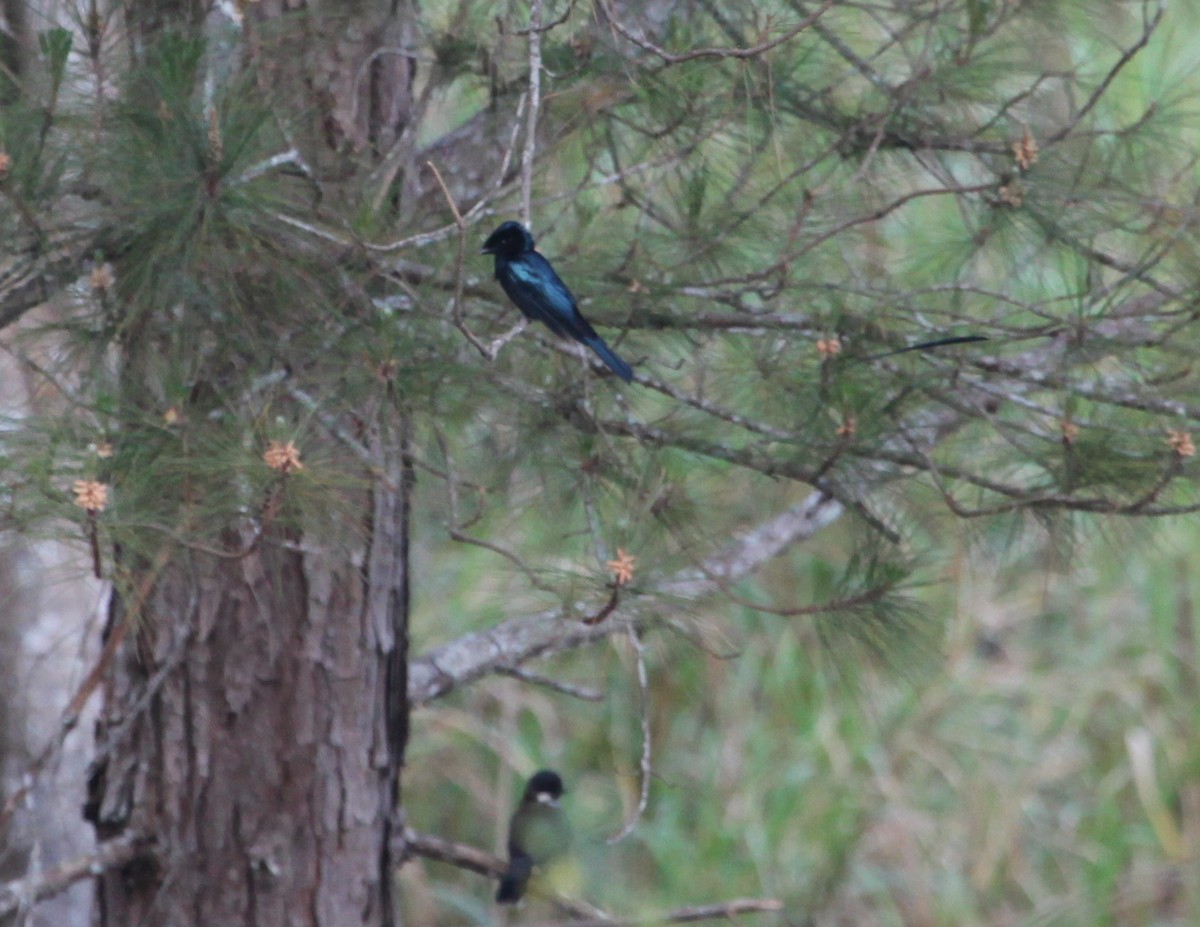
[481,221,634,382]
[496,769,572,904]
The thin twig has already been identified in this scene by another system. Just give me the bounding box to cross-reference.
[577,464,606,565]
[520,0,544,226]
[402,829,609,920]
[495,666,604,701]
[1045,0,1164,145]
[85,511,102,578]
[428,159,532,359]
[0,834,147,919]
[426,159,487,355]
[356,92,528,255]
[232,148,310,186]
[448,526,556,592]
[794,0,891,90]
[603,0,832,65]
[401,827,503,877]
[523,898,785,927]
[583,584,622,625]
[496,90,529,197]
[433,425,481,533]
[672,550,902,618]
[608,627,651,844]
[510,0,575,35]
[578,352,792,441]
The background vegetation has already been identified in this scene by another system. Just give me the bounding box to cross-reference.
[401,519,1200,924]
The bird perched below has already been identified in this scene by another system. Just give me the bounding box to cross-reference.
[496,769,572,904]
[481,221,634,382]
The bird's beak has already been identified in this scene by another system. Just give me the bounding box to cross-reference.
[480,244,494,255]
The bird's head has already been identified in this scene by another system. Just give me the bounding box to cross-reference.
[481,221,535,258]
[523,769,566,804]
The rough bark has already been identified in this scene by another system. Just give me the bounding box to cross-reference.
[79,3,418,925]
[85,446,411,927]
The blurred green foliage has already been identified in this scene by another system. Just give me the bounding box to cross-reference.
[405,513,1200,925]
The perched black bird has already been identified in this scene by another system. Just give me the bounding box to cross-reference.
[496,769,571,904]
[481,221,634,382]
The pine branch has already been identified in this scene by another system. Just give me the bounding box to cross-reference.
[408,491,843,705]
[602,0,832,65]
[523,898,785,927]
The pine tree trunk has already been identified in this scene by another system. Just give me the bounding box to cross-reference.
[82,2,416,923]
[85,434,412,925]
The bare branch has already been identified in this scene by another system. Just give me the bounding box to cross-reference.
[662,491,843,598]
[427,159,488,357]
[429,159,532,360]
[793,0,891,91]
[524,897,786,927]
[509,0,575,35]
[287,384,379,472]
[232,148,309,186]
[402,827,503,878]
[409,491,843,705]
[410,609,627,707]
[0,835,146,919]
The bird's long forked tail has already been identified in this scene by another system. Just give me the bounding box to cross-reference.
[863,334,988,362]
[585,336,634,382]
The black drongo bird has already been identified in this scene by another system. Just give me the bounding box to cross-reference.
[496,769,571,904]
[481,221,634,382]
